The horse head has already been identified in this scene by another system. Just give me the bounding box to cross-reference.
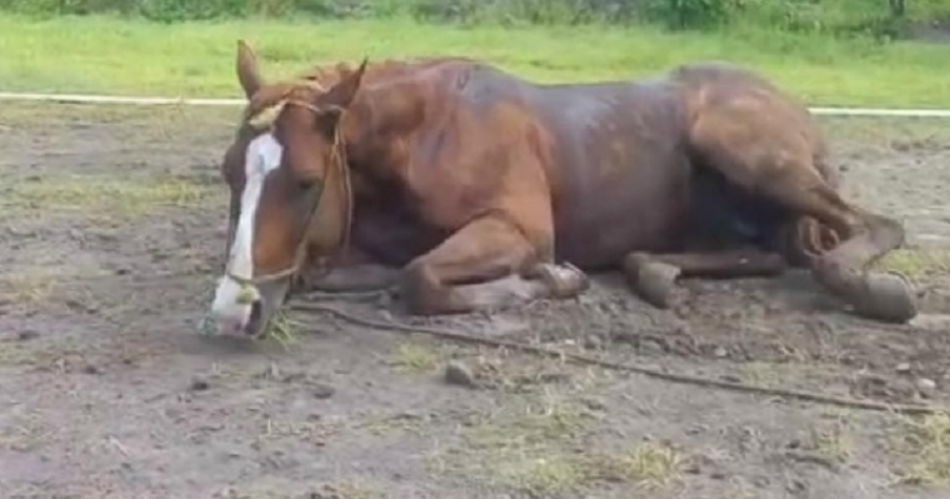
[206,40,367,339]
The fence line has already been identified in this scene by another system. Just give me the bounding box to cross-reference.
[0,92,244,107]
[809,107,950,118]
[3,91,950,118]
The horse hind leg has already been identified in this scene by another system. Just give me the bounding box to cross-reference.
[620,161,792,309]
[699,149,916,323]
[622,248,788,309]
[764,163,917,321]
[774,214,842,269]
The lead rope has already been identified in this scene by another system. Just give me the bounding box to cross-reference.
[288,301,948,416]
[335,112,354,262]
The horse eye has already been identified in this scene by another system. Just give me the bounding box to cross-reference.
[297,177,319,191]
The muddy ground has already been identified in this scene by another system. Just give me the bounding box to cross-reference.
[1,102,949,499]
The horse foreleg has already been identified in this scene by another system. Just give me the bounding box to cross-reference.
[300,265,402,292]
[295,248,401,293]
[397,215,588,315]
[621,248,787,309]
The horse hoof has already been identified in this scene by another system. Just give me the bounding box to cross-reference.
[854,272,918,324]
[535,262,589,299]
[632,260,683,310]
[398,264,449,315]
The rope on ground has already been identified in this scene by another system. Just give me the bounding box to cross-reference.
[289,301,949,416]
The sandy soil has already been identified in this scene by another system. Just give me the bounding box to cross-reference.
[1,103,949,499]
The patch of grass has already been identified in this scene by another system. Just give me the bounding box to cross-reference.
[469,349,612,394]
[2,173,215,216]
[258,415,339,448]
[261,308,302,348]
[0,14,948,107]
[875,249,950,281]
[354,411,429,437]
[435,393,688,495]
[496,453,589,495]
[214,480,385,499]
[435,393,684,495]
[0,342,29,367]
[0,337,88,371]
[0,411,48,452]
[739,361,786,387]
[0,272,56,312]
[725,478,760,499]
[427,353,683,495]
[808,418,854,465]
[388,341,441,374]
[590,441,686,488]
[448,396,593,495]
[309,482,387,499]
[625,442,686,485]
[465,397,589,450]
[891,413,950,487]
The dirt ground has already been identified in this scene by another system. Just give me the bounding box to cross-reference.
[1,102,949,499]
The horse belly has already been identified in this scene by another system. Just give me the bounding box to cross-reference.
[552,157,692,269]
[538,82,695,269]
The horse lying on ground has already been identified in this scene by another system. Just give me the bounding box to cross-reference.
[207,40,917,338]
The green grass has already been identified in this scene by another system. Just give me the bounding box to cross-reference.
[1,173,214,215]
[388,341,442,374]
[438,396,595,495]
[891,413,950,486]
[876,248,950,281]
[0,13,949,107]
[433,393,688,495]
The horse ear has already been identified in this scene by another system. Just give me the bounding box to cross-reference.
[318,57,368,111]
[236,40,263,100]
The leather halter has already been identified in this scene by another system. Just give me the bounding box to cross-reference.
[224,98,354,291]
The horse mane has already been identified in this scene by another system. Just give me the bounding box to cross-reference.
[242,56,476,131]
[242,63,342,131]
[243,80,326,131]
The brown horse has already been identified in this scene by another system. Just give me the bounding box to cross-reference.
[207,40,917,338]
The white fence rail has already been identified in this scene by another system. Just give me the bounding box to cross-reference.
[0,92,244,107]
[3,91,950,118]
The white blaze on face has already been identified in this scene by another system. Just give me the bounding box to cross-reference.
[209,133,284,334]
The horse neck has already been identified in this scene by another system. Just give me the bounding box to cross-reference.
[302,78,422,258]
[304,123,354,259]
[341,79,425,170]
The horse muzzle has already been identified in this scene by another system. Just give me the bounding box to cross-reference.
[206,276,289,339]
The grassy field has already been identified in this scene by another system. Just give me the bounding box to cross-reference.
[0,13,948,107]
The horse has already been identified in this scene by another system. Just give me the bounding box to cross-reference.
[206,40,917,338]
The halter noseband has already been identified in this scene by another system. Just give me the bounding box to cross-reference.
[224,97,354,293]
